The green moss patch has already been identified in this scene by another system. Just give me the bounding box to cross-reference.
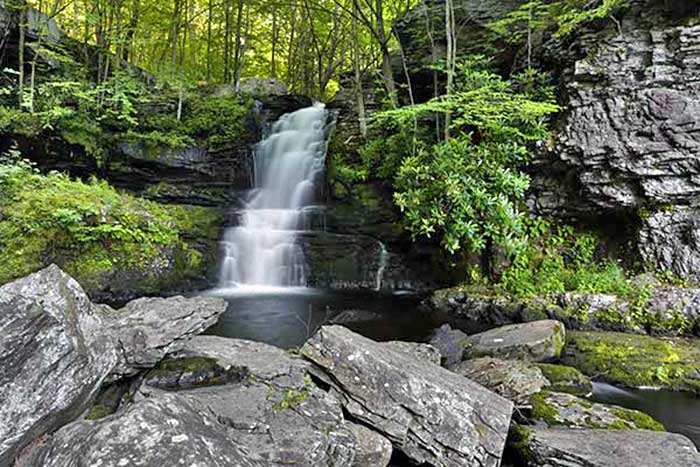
[562,331,700,392]
[529,391,664,431]
[536,363,592,395]
[0,160,221,298]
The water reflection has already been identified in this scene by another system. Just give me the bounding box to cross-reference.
[592,382,700,447]
[205,290,436,349]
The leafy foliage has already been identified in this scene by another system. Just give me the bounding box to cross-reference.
[496,219,629,298]
[489,0,629,42]
[362,65,558,255]
[0,154,204,286]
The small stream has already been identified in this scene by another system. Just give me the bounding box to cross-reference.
[592,382,700,448]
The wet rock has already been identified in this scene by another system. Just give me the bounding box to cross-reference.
[155,336,359,466]
[427,284,700,337]
[529,391,664,431]
[463,320,566,363]
[425,285,522,333]
[535,364,592,396]
[639,208,700,284]
[347,423,392,467]
[301,325,514,467]
[515,426,700,467]
[429,324,468,367]
[104,295,227,378]
[20,392,264,467]
[330,309,383,325]
[451,357,549,407]
[562,331,700,392]
[382,341,441,365]
[0,265,117,465]
[299,231,432,292]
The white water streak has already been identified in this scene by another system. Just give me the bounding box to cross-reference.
[219,103,330,287]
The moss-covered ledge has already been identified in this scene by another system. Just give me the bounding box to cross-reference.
[562,331,700,393]
[0,161,223,304]
[425,283,700,337]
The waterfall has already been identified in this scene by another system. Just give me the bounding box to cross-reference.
[218,103,332,289]
[375,242,388,291]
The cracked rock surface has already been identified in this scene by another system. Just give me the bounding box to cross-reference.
[103,295,227,377]
[301,325,513,467]
[0,265,117,465]
[20,391,266,467]
[521,427,700,467]
[142,335,367,466]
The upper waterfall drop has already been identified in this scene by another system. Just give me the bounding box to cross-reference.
[219,103,332,289]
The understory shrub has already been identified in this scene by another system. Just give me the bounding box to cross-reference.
[0,154,203,285]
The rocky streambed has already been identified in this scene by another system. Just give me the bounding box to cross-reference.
[3,265,700,467]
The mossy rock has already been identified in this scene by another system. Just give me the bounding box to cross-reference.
[530,391,664,431]
[463,320,566,363]
[536,363,593,396]
[562,331,700,392]
[144,357,248,390]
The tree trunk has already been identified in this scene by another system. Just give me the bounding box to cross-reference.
[232,0,245,89]
[374,0,397,107]
[444,0,456,140]
[352,1,367,138]
[271,1,277,79]
[17,5,26,108]
[223,0,231,82]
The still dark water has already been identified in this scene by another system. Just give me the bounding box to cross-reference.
[204,287,438,349]
[592,382,700,447]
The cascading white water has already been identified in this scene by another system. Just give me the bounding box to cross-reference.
[219,103,331,289]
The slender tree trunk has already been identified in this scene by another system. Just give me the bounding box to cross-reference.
[270,2,277,79]
[444,0,455,140]
[352,1,367,138]
[223,0,231,82]
[170,0,180,67]
[232,0,244,89]
[177,84,183,121]
[122,0,139,62]
[206,0,212,81]
[17,5,26,108]
[374,0,397,107]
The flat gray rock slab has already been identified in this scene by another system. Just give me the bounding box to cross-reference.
[464,320,565,362]
[105,296,227,377]
[160,335,358,466]
[0,265,117,465]
[382,340,441,365]
[451,357,549,406]
[301,325,514,467]
[525,427,700,467]
[20,392,265,467]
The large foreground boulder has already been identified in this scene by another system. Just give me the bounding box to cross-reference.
[463,320,566,363]
[0,265,117,465]
[301,326,514,467]
[20,392,265,467]
[144,335,371,466]
[104,295,227,378]
[515,427,700,467]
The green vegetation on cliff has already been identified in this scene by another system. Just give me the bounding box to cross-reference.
[0,155,220,298]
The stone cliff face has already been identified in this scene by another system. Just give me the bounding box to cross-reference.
[530,0,700,280]
[393,0,700,283]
